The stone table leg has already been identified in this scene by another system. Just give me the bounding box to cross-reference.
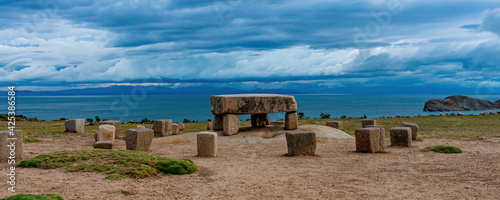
[251,113,269,127]
[223,114,239,136]
[285,111,298,130]
[213,115,224,131]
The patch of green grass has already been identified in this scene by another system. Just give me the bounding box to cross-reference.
[23,138,43,143]
[1,194,63,200]
[17,149,197,179]
[421,145,463,154]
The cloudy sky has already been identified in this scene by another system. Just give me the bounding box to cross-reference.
[1,0,500,94]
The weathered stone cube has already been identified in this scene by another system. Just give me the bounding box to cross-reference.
[355,128,381,153]
[361,119,376,128]
[125,128,154,151]
[65,119,84,133]
[271,121,284,127]
[251,114,270,127]
[94,141,113,149]
[0,130,23,161]
[326,121,344,130]
[365,125,386,152]
[197,132,217,157]
[95,125,115,142]
[178,123,185,130]
[172,124,180,135]
[153,119,172,137]
[207,122,214,130]
[100,120,121,138]
[213,115,223,131]
[389,127,412,147]
[223,114,239,136]
[286,131,316,156]
[401,122,419,140]
[285,112,298,130]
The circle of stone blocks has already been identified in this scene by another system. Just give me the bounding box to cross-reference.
[270,121,284,127]
[355,128,382,153]
[172,124,180,135]
[197,132,218,157]
[285,112,299,130]
[223,114,239,136]
[361,119,376,128]
[365,125,386,152]
[153,119,172,137]
[251,114,270,127]
[178,123,185,130]
[401,122,419,140]
[286,131,316,156]
[99,120,121,138]
[125,128,154,151]
[326,121,344,130]
[0,130,23,161]
[65,119,85,133]
[207,122,214,130]
[94,141,113,149]
[389,127,412,147]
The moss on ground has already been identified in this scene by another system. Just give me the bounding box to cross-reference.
[421,145,463,153]
[17,149,197,180]
[1,194,63,200]
[23,138,43,143]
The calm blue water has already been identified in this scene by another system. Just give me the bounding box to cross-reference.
[5,94,500,123]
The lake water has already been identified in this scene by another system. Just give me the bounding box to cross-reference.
[6,94,500,123]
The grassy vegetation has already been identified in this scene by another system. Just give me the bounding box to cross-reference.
[1,194,63,200]
[17,149,198,180]
[421,145,463,153]
[23,138,43,143]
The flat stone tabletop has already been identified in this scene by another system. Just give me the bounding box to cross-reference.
[211,94,298,115]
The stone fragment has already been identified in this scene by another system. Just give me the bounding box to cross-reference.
[286,131,316,156]
[270,121,284,127]
[361,119,376,128]
[197,132,217,157]
[223,114,239,136]
[213,115,223,131]
[401,122,419,140]
[65,119,84,133]
[172,124,180,135]
[125,128,154,151]
[94,141,113,149]
[326,121,344,130]
[251,114,270,127]
[365,125,386,152]
[153,119,172,137]
[207,122,214,130]
[100,120,121,138]
[285,112,299,130]
[95,125,115,142]
[0,130,23,161]
[389,127,412,147]
[211,94,298,115]
[355,128,381,153]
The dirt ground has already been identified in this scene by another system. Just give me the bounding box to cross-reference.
[1,128,499,199]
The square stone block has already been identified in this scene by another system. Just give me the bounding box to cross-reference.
[95,125,115,143]
[285,112,298,130]
[100,120,121,138]
[213,115,224,131]
[223,114,239,136]
[365,125,385,152]
[389,127,412,147]
[178,123,185,130]
[286,131,316,156]
[401,122,419,140]
[326,121,344,130]
[153,119,172,137]
[251,114,270,127]
[125,128,154,151]
[65,119,85,133]
[207,122,214,130]
[355,128,381,153]
[361,119,376,128]
[0,130,23,161]
[94,141,113,149]
[172,124,180,135]
[197,132,217,157]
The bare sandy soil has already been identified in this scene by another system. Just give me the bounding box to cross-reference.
[1,126,499,199]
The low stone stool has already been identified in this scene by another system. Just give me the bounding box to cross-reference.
[153,119,172,137]
[355,128,381,153]
[65,119,84,133]
[213,115,223,131]
[251,114,270,127]
[286,131,316,156]
[94,141,113,149]
[197,132,217,157]
[285,112,298,130]
[207,122,214,130]
[401,122,419,140]
[0,130,23,161]
[178,123,185,130]
[95,125,115,143]
[361,119,376,128]
[271,121,284,127]
[365,125,385,152]
[223,114,239,136]
[100,120,121,138]
[125,128,154,151]
[172,124,180,135]
[326,121,344,130]
[389,127,412,147]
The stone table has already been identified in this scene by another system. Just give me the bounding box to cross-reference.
[210,94,299,136]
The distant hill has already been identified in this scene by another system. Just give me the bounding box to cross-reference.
[13,86,303,96]
[424,95,500,112]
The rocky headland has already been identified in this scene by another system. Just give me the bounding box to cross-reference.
[424,95,500,112]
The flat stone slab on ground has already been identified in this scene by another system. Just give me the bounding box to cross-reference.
[211,94,298,115]
[65,119,85,133]
[126,128,154,151]
[94,141,113,149]
[286,131,316,156]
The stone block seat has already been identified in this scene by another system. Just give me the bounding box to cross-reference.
[211,94,299,136]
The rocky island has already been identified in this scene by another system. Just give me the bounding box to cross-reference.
[423,95,500,112]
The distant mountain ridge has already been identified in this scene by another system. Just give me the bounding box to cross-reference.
[423,95,500,112]
[13,86,303,96]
